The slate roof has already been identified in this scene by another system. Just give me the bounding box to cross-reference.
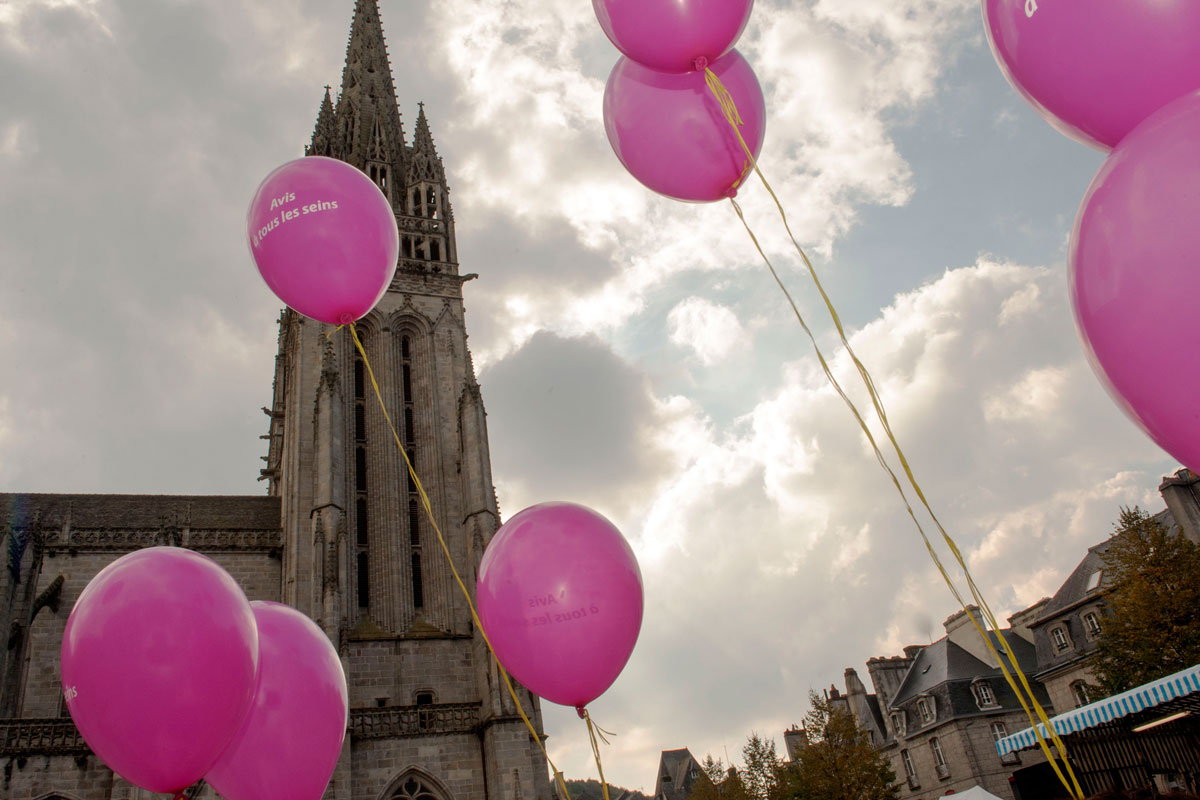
[1034,507,1173,623]
[892,630,1038,707]
[655,748,703,800]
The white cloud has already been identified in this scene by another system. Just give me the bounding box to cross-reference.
[3,0,1183,792]
[0,120,34,159]
[427,0,979,365]
[667,297,749,366]
[984,366,1068,422]
[510,257,1177,787]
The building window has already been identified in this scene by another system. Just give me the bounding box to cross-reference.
[357,551,370,609]
[930,737,949,779]
[1083,611,1102,638]
[901,749,916,779]
[1051,625,1071,652]
[354,331,370,611]
[1071,681,1090,708]
[356,447,368,491]
[1085,569,1103,591]
[918,697,934,724]
[400,333,424,613]
[391,774,442,800]
[992,721,1020,765]
[356,498,368,546]
[974,681,996,707]
[891,711,907,736]
[415,690,434,730]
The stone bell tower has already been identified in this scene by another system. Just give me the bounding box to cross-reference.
[260,2,551,798]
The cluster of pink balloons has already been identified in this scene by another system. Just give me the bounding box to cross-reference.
[60,548,348,799]
[476,503,643,712]
[247,155,400,326]
[983,1,1200,471]
[597,0,765,203]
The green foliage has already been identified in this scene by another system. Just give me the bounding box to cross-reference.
[686,756,749,800]
[1089,507,1200,694]
[742,733,782,800]
[783,691,899,800]
[694,697,897,800]
[564,779,651,800]
[701,754,726,786]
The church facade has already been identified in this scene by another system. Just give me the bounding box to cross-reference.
[0,2,552,799]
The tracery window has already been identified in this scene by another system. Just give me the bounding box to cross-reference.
[391,774,442,800]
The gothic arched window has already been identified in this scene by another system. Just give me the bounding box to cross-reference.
[354,330,370,611]
[391,775,442,800]
[400,333,424,612]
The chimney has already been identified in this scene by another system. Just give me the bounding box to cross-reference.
[844,667,867,696]
[1007,597,1050,644]
[944,605,998,667]
[1159,469,1200,544]
[782,727,808,761]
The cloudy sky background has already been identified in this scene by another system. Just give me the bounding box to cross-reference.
[0,0,1183,791]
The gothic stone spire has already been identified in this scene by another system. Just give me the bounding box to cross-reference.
[408,102,446,185]
[307,86,338,158]
[333,0,407,192]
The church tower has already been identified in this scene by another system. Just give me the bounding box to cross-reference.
[0,3,551,798]
[260,2,550,799]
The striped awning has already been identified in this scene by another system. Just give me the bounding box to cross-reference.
[996,664,1200,756]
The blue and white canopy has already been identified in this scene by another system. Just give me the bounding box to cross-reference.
[996,664,1200,756]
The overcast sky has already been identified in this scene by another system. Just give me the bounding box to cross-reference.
[0,0,1184,792]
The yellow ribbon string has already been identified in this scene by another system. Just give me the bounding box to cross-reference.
[347,323,574,800]
[581,708,614,800]
[711,70,1083,799]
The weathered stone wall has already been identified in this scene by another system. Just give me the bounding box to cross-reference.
[351,734,485,800]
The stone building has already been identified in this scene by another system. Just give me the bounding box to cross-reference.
[0,2,552,799]
[1023,468,1200,717]
[832,608,1052,800]
[831,468,1200,800]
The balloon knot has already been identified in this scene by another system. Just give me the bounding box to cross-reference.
[576,705,587,719]
[693,56,709,72]
[338,311,356,325]
[724,186,738,199]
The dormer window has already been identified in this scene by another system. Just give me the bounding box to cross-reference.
[972,680,997,708]
[891,711,907,736]
[1083,610,1102,638]
[1051,625,1072,652]
[917,696,935,724]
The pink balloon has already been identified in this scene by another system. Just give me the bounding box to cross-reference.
[593,0,754,74]
[205,602,349,800]
[1071,91,1200,471]
[60,547,259,794]
[247,156,399,325]
[604,50,765,203]
[476,503,643,709]
[982,0,1200,150]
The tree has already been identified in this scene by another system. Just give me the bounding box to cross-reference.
[786,691,898,800]
[686,756,750,800]
[742,733,782,800]
[1089,506,1200,694]
[701,755,726,786]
